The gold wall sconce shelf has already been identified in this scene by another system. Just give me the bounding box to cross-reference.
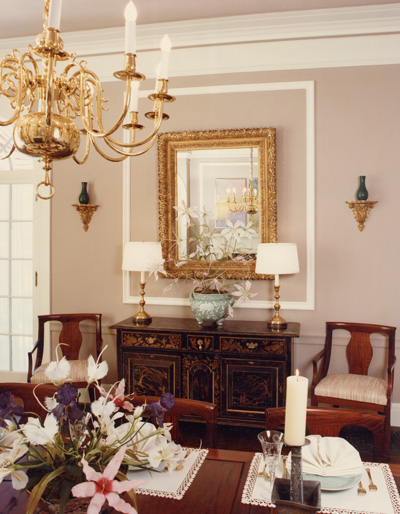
[72,204,99,231]
[346,200,378,232]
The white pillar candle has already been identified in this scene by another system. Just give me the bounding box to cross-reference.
[48,0,63,30]
[124,1,137,54]
[130,81,139,112]
[274,273,280,287]
[159,34,171,79]
[140,270,145,283]
[284,370,308,446]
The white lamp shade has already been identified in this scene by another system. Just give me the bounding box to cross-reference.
[255,243,299,275]
[122,242,163,272]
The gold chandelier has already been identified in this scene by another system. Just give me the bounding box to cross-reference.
[227,148,258,217]
[0,0,175,199]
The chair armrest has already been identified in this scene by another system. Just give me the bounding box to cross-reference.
[386,354,397,398]
[27,339,42,382]
[311,348,327,387]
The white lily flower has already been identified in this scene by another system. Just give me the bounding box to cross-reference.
[45,356,71,385]
[173,201,199,225]
[87,355,108,384]
[21,414,58,445]
[231,280,258,304]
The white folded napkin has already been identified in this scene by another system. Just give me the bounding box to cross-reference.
[288,435,363,477]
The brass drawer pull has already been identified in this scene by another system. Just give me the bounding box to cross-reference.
[197,339,203,350]
[246,342,258,349]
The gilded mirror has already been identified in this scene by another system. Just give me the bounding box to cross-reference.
[158,128,277,279]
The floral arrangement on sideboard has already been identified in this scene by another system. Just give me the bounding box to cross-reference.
[0,352,181,514]
[166,203,257,298]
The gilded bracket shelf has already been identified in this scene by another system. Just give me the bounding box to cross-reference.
[72,204,99,231]
[346,200,378,232]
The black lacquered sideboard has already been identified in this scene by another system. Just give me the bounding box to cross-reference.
[111,317,300,427]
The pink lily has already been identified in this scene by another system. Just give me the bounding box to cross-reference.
[97,379,134,412]
[71,446,144,514]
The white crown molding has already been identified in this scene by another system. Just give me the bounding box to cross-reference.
[123,81,315,311]
[0,3,399,63]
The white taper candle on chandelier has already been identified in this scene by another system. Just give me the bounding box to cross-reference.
[160,35,171,79]
[130,81,139,112]
[284,369,308,446]
[48,0,63,30]
[124,1,137,54]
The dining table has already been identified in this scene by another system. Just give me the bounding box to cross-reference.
[1,449,399,513]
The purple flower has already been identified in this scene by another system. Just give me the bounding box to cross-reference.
[147,392,175,428]
[0,391,24,427]
[51,384,85,422]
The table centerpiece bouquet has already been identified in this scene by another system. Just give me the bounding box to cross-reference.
[158,203,258,325]
[0,351,182,514]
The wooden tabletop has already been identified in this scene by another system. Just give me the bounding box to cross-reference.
[1,450,399,513]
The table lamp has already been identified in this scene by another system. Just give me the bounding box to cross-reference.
[122,241,163,324]
[255,243,299,329]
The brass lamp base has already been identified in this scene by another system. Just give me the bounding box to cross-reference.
[132,282,152,325]
[132,311,152,325]
[268,285,288,330]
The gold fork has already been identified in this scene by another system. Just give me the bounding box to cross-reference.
[357,481,367,496]
[366,468,378,491]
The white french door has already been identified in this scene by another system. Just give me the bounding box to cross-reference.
[0,156,50,381]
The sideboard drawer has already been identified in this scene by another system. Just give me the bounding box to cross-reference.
[120,330,181,350]
[185,334,215,351]
[219,336,287,356]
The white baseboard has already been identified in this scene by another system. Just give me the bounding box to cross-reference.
[392,403,400,427]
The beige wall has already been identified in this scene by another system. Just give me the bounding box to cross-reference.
[51,64,400,398]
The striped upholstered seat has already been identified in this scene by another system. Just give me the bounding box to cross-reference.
[31,360,90,385]
[311,322,396,461]
[314,373,387,406]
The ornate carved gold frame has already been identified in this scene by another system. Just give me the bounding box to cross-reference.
[158,128,277,279]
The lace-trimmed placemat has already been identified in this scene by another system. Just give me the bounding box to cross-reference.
[242,453,400,514]
[127,448,208,500]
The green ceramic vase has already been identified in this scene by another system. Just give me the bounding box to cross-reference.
[189,292,234,327]
[79,182,89,204]
[356,176,368,200]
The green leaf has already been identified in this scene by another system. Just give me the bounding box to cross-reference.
[25,467,66,514]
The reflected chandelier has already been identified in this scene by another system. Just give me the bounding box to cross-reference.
[0,0,175,199]
[227,147,258,218]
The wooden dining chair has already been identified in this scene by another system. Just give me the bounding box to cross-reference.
[310,321,396,460]
[130,396,218,448]
[0,382,57,422]
[27,314,103,393]
[265,406,385,460]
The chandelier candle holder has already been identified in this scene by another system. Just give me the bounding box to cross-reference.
[0,0,175,200]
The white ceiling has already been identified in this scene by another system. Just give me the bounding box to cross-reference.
[0,0,398,39]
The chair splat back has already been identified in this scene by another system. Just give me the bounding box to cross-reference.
[345,331,373,375]
[59,320,84,360]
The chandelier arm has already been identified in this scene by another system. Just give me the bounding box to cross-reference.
[90,137,128,162]
[0,53,30,126]
[0,143,16,160]
[73,132,92,165]
[103,101,165,150]
[78,68,131,139]
[103,132,158,158]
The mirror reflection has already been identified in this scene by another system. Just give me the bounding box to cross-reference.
[176,147,259,260]
[158,128,277,280]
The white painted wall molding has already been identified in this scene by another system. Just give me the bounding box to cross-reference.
[1,4,399,55]
[0,4,399,78]
[123,81,315,311]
